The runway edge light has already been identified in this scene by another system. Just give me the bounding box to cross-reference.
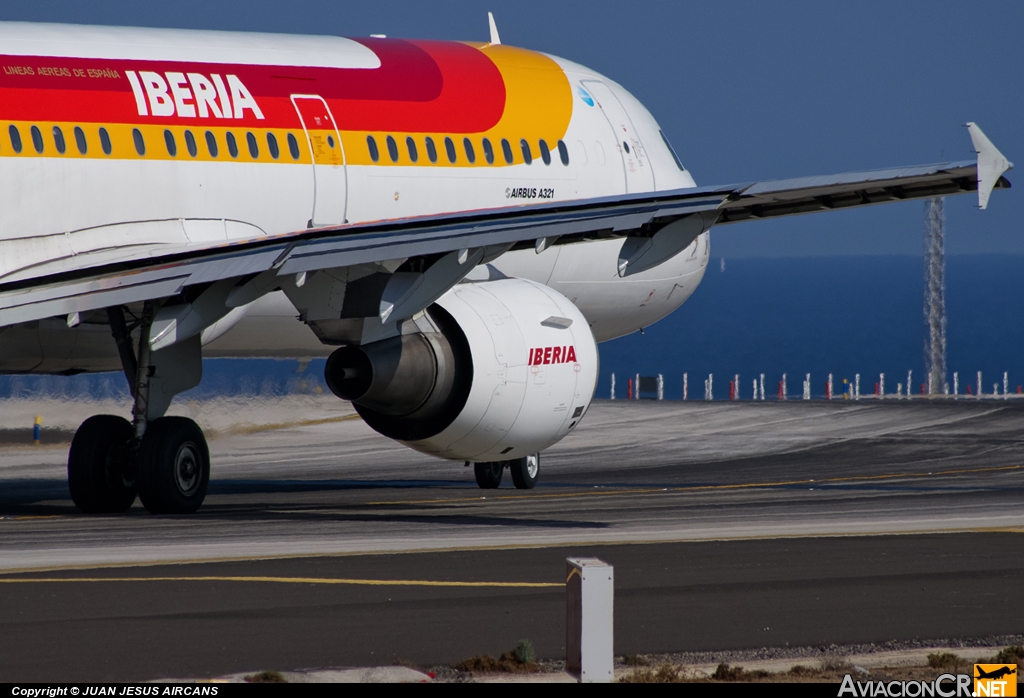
[566,557,614,683]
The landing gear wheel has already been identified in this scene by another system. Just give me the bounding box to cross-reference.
[137,417,210,514]
[509,453,540,490]
[474,461,503,489]
[68,415,137,513]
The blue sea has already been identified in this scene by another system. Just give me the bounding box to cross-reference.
[2,255,1022,402]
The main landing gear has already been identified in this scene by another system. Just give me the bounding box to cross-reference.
[67,303,208,515]
[473,453,540,490]
[68,415,210,514]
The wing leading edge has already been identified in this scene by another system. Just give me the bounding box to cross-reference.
[0,124,1011,331]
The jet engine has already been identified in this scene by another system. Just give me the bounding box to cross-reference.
[324,278,598,462]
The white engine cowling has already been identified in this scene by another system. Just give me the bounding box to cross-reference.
[324,278,598,462]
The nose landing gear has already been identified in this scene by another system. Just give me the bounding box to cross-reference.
[472,453,540,490]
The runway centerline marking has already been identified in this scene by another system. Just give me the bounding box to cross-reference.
[0,575,561,588]
[366,464,1024,506]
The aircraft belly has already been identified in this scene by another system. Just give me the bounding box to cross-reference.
[202,291,329,359]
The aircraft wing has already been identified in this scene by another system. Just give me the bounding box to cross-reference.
[0,123,1011,331]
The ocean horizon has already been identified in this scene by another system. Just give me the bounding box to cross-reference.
[2,254,1021,403]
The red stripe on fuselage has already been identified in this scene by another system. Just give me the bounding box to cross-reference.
[0,38,505,133]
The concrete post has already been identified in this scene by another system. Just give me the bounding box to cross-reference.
[635,373,640,400]
[683,373,688,401]
[657,374,664,401]
[1003,372,1008,397]
[977,371,982,398]
[759,374,765,401]
[953,371,958,396]
[610,373,616,400]
[880,373,885,398]
[907,370,912,398]
[566,557,614,683]
[855,374,861,400]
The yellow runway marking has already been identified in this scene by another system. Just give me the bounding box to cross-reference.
[0,527,1021,577]
[0,575,560,588]
[223,413,361,435]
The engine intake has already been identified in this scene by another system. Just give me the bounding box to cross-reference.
[325,278,598,462]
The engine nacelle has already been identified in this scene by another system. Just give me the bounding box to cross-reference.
[325,278,598,462]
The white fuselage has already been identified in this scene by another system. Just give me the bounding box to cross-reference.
[0,23,708,373]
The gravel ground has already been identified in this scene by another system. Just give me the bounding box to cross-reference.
[427,635,1024,683]
[621,634,1024,667]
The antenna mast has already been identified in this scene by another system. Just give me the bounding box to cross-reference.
[924,197,947,394]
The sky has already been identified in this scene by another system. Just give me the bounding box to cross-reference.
[5,0,1021,257]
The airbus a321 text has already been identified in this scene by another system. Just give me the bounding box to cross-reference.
[0,19,1011,513]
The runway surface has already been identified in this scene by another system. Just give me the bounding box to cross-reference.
[1,399,1023,680]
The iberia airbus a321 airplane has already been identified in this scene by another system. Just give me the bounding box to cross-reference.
[0,18,1012,514]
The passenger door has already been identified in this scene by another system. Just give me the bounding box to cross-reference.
[291,95,347,226]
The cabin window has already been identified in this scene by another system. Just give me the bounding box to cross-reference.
[520,138,532,164]
[367,135,379,162]
[444,137,456,163]
[267,132,280,160]
[132,128,145,156]
[501,138,513,164]
[164,129,177,157]
[31,126,44,154]
[463,138,476,164]
[226,132,239,158]
[482,138,494,165]
[185,130,198,158]
[74,126,87,155]
[539,140,551,165]
[557,140,570,166]
[51,126,66,154]
[246,132,259,158]
[287,133,300,160]
[623,141,630,154]
[536,139,552,164]
[425,137,438,163]
[205,131,219,158]
[386,135,398,162]
[9,125,22,153]
[327,135,335,148]
[99,128,111,155]
[659,129,686,171]
[406,136,418,163]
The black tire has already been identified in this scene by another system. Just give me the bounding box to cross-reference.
[68,415,137,514]
[509,453,540,490]
[474,461,503,489]
[137,417,210,514]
